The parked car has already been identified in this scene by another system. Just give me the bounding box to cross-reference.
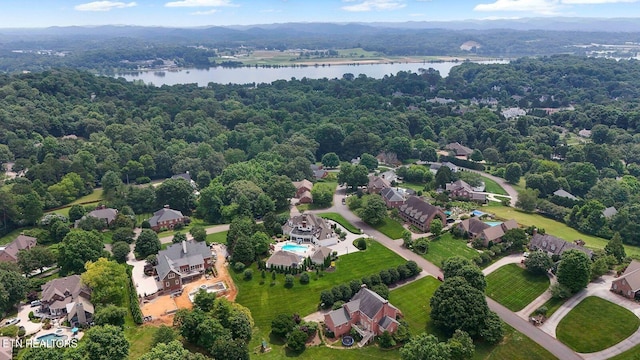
[30,300,41,307]
[4,318,20,326]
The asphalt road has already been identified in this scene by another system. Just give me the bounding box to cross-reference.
[316,185,582,360]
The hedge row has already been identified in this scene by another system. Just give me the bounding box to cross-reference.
[126,266,144,325]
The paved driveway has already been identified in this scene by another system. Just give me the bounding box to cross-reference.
[15,303,43,336]
[128,257,160,297]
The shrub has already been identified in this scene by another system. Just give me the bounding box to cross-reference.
[332,301,345,310]
[17,327,25,337]
[299,272,309,284]
[550,283,572,299]
[534,306,548,316]
[354,237,367,250]
[173,223,185,231]
[243,269,253,280]
[413,237,429,255]
[141,220,151,229]
[135,176,151,184]
[28,311,35,320]
[0,326,18,337]
[378,330,396,348]
[234,262,246,272]
[284,274,294,288]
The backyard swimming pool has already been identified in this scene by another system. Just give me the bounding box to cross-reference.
[36,333,69,346]
[281,243,311,254]
[484,221,503,227]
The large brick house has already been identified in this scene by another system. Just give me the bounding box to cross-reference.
[445,180,487,203]
[148,206,187,231]
[282,213,338,246]
[324,286,401,344]
[380,187,404,209]
[293,179,313,204]
[74,205,118,228]
[40,275,94,326]
[156,240,213,293]
[0,234,37,263]
[477,219,519,247]
[611,260,640,300]
[445,142,473,158]
[368,176,391,194]
[399,196,447,232]
[529,232,593,258]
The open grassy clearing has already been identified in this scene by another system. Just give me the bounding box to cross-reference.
[485,264,550,312]
[0,228,29,245]
[487,204,640,258]
[399,182,427,192]
[70,189,104,205]
[481,176,508,195]
[372,217,406,239]
[206,230,228,244]
[474,324,557,360]
[257,342,401,360]
[557,296,640,353]
[232,240,406,337]
[318,212,361,234]
[388,276,441,335]
[423,233,480,267]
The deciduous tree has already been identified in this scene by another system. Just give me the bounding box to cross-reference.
[557,249,591,293]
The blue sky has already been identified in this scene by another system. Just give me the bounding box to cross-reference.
[1,0,639,28]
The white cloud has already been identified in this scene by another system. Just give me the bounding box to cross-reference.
[165,0,235,7]
[409,13,425,16]
[191,9,218,15]
[561,0,637,3]
[474,0,561,14]
[342,0,406,12]
[74,1,137,11]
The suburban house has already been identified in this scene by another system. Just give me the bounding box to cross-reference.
[529,232,593,258]
[148,206,188,232]
[429,162,458,174]
[266,250,302,269]
[40,275,94,326]
[282,214,338,246]
[171,172,197,189]
[477,219,519,247]
[310,164,328,180]
[311,247,332,266]
[379,170,398,183]
[367,175,391,194]
[445,180,487,203]
[553,189,578,201]
[74,205,118,228]
[456,218,490,239]
[501,107,526,119]
[399,196,447,232]
[324,286,401,345]
[444,142,473,158]
[156,240,213,293]
[603,206,618,219]
[0,234,37,263]
[611,260,640,300]
[380,188,405,209]
[293,179,313,204]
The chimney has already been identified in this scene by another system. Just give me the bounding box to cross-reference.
[76,302,86,325]
[532,228,538,236]
[361,284,367,289]
[182,240,187,254]
[164,204,170,209]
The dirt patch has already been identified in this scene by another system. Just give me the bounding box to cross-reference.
[307,331,322,347]
[140,296,178,325]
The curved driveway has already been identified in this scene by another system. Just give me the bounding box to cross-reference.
[307,185,582,360]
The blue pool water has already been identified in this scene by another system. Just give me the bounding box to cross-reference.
[36,333,69,346]
[484,221,503,227]
[472,210,487,217]
[282,244,309,254]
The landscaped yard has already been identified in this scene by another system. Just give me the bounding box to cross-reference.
[481,176,508,195]
[556,296,640,353]
[423,233,480,267]
[400,182,428,192]
[372,217,406,239]
[206,230,228,244]
[232,240,406,338]
[388,276,441,335]
[532,296,568,318]
[485,264,550,312]
[487,203,640,258]
[318,212,361,234]
[474,324,557,360]
[610,343,640,360]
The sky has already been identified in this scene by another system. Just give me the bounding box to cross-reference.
[0,0,639,28]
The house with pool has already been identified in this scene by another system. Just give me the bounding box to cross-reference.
[282,213,338,247]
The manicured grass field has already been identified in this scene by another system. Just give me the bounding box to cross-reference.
[532,296,568,318]
[372,217,406,239]
[258,343,401,360]
[610,343,640,360]
[481,176,508,195]
[206,230,228,244]
[485,264,550,312]
[0,228,29,245]
[474,324,557,360]
[487,204,640,258]
[70,189,104,205]
[400,182,428,192]
[557,296,640,353]
[388,276,441,335]
[423,233,480,267]
[232,240,406,337]
[318,212,362,234]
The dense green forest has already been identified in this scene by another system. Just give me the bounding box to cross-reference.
[2,55,640,245]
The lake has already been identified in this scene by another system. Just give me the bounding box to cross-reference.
[116,60,507,86]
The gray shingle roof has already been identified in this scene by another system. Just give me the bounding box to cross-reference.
[148,207,185,228]
[400,196,444,223]
[156,241,210,280]
[459,218,490,235]
[0,234,37,261]
[328,307,350,326]
[266,250,302,268]
[553,189,578,200]
[349,288,396,319]
[603,206,618,219]
[530,233,593,258]
[619,260,640,292]
[311,247,332,265]
[86,208,118,224]
[283,214,334,241]
[380,188,404,202]
[41,275,92,310]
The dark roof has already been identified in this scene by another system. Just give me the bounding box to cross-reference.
[399,196,444,223]
[553,189,578,200]
[347,287,396,319]
[368,176,391,191]
[156,241,210,280]
[148,207,185,227]
[86,208,118,224]
[530,233,593,258]
[171,173,192,182]
[41,275,91,305]
[0,234,37,261]
[328,307,350,326]
[445,142,473,156]
[378,315,399,331]
[282,214,334,241]
[380,188,404,202]
[459,218,490,234]
[446,179,472,192]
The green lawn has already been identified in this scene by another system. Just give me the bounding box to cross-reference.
[372,217,406,239]
[481,176,508,196]
[400,182,428,192]
[485,264,550,312]
[487,204,640,258]
[610,343,640,360]
[474,324,557,360]
[206,230,228,244]
[318,212,362,234]
[0,228,30,245]
[532,296,568,318]
[423,233,480,267]
[557,296,640,353]
[233,240,406,337]
[388,276,441,335]
[70,189,104,205]
[257,343,400,360]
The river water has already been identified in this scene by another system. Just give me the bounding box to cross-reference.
[116,60,507,86]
